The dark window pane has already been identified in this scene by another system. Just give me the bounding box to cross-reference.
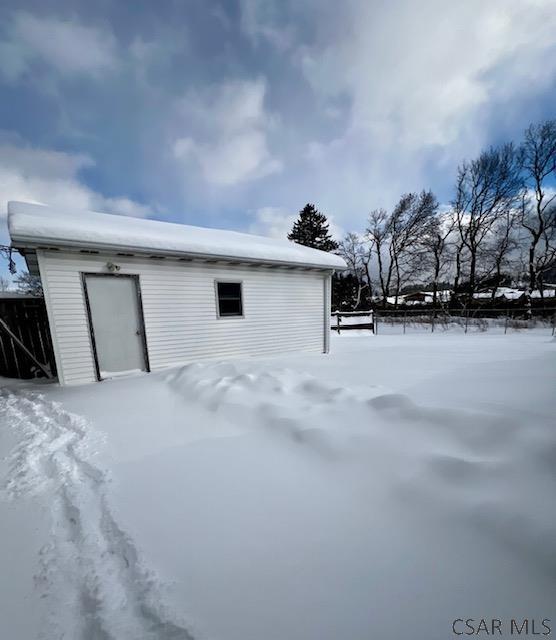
[217,282,243,316]
[219,298,242,316]
[218,282,241,298]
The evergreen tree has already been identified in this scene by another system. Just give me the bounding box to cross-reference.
[288,203,339,252]
[332,273,366,311]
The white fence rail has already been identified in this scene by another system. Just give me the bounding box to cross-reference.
[331,311,375,333]
[373,308,556,335]
[331,308,556,335]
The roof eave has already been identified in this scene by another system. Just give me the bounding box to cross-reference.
[11,235,345,272]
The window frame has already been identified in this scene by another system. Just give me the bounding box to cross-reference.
[214,279,245,319]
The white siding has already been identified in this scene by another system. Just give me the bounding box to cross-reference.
[37,249,328,385]
[323,274,331,353]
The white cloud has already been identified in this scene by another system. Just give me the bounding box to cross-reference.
[0,143,150,222]
[175,130,281,186]
[1,1,554,241]
[235,0,556,229]
[239,0,295,51]
[128,33,185,80]
[173,78,282,186]
[299,0,556,155]
[0,12,118,80]
[248,205,344,241]
[247,206,297,238]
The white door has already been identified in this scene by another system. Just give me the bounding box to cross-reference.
[84,275,147,378]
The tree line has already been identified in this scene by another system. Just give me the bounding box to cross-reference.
[288,120,556,309]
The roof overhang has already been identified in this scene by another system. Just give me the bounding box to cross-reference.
[8,201,347,272]
[17,248,40,276]
[11,237,342,273]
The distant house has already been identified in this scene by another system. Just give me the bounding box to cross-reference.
[385,290,452,305]
[402,291,428,303]
[8,201,346,385]
[474,287,556,301]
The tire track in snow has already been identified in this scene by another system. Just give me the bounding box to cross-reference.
[0,388,197,640]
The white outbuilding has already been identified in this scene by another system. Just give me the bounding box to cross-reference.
[8,201,346,385]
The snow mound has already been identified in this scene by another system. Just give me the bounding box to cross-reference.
[163,360,556,572]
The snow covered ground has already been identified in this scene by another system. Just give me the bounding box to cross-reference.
[1,332,555,639]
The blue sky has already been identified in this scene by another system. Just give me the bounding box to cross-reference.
[1,0,556,279]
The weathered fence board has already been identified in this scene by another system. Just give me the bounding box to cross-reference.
[331,311,375,333]
[0,297,56,379]
[372,307,556,334]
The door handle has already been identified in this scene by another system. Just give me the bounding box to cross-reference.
[135,330,141,336]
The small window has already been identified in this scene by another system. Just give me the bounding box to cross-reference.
[216,281,243,317]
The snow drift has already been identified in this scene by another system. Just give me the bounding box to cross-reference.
[1,332,555,639]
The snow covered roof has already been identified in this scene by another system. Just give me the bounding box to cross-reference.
[8,201,346,270]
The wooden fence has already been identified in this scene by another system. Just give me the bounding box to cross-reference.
[331,310,375,333]
[332,307,556,335]
[373,307,556,334]
[0,296,56,379]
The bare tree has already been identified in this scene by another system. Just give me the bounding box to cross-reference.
[0,245,17,274]
[451,227,467,302]
[419,210,455,306]
[0,275,11,291]
[453,144,523,300]
[15,272,43,296]
[531,208,556,299]
[388,191,439,304]
[366,209,391,302]
[338,233,372,308]
[519,120,556,303]
[485,207,520,301]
